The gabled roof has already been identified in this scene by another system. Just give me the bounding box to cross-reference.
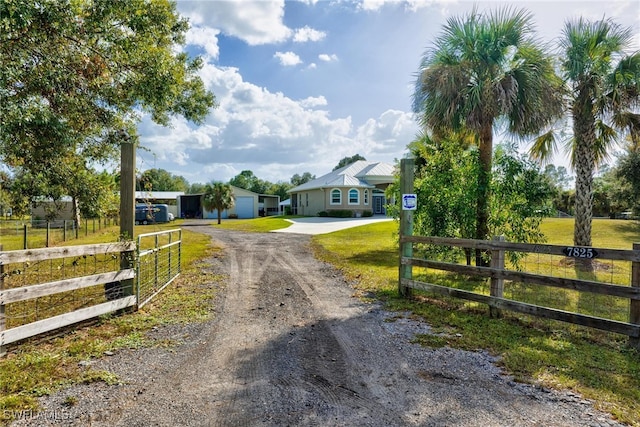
[289,161,395,193]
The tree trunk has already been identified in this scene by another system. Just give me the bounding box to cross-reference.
[72,195,81,229]
[217,209,221,225]
[572,94,596,272]
[475,122,493,267]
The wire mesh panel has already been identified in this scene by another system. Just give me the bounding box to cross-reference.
[136,229,181,308]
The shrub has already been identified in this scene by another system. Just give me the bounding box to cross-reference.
[362,210,373,217]
[327,210,353,218]
[318,211,329,217]
[228,214,238,219]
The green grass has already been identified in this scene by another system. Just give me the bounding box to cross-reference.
[211,215,303,232]
[312,218,640,426]
[0,219,223,424]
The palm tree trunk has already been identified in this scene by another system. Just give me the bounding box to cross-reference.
[217,209,221,225]
[475,123,493,267]
[573,98,596,272]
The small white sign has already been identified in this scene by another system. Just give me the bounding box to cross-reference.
[402,194,417,210]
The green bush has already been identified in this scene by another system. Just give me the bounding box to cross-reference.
[327,210,353,218]
[362,210,373,217]
[318,211,329,217]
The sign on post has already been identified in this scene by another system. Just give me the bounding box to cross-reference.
[402,193,417,211]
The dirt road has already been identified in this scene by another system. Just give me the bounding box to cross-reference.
[15,225,624,426]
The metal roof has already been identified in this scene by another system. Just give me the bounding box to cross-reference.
[289,161,395,193]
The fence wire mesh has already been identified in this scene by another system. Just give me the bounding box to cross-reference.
[136,229,181,308]
[1,250,124,330]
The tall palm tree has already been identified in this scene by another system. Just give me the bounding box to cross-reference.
[413,7,563,265]
[203,182,235,225]
[531,18,640,249]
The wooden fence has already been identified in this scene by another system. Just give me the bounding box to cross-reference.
[0,242,136,354]
[397,158,640,349]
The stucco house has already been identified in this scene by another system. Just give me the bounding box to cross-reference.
[288,161,395,216]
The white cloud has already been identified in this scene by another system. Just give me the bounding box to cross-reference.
[359,0,445,12]
[318,53,339,62]
[177,1,291,45]
[274,51,303,66]
[185,26,221,59]
[299,96,328,108]
[293,26,326,42]
[137,63,415,183]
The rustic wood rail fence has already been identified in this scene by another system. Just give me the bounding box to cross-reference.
[0,242,136,355]
[399,235,640,348]
[397,158,640,349]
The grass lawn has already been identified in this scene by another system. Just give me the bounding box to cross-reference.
[311,217,640,426]
[211,215,303,232]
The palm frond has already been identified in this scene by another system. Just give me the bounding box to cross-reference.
[529,129,559,165]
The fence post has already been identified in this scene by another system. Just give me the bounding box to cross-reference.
[399,158,414,298]
[630,242,640,350]
[63,220,67,242]
[23,224,27,250]
[490,235,506,318]
[46,222,50,247]
[119,137,136,299]
[1,244,5,356]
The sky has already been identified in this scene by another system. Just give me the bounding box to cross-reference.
[135,0,640,186]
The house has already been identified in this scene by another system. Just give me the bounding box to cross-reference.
[288,161,395,216]
[177,186,279,219]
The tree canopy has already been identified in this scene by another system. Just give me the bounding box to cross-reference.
[0,0,215,217]
[138,168,189,192]
[333,154,366,171]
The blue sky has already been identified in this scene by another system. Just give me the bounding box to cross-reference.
[135,0,640,186]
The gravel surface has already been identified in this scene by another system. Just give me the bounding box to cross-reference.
[11,223,627,426]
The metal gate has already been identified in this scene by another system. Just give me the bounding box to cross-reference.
[136,229,181,308]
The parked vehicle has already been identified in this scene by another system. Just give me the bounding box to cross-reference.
[135,204,171,225]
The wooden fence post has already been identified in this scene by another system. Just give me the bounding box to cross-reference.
[46,222,50,247]
[119,136,136,299]
[630,242,640,350]
[399,158,414,298]
[490,235,506,318]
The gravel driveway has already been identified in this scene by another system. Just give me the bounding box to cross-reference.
[12,224,625,426]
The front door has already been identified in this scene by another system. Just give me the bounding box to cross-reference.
[373,196,384,214]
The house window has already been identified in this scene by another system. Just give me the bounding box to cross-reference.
[330,189,341,205]
[364,189,369,205]
[348,188,359,205]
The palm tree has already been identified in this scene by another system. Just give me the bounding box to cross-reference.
[531,18,640,249]
[203,182,235,224]
[413,7,563,265]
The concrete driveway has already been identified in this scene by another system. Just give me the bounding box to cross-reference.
[271,216,393,235]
